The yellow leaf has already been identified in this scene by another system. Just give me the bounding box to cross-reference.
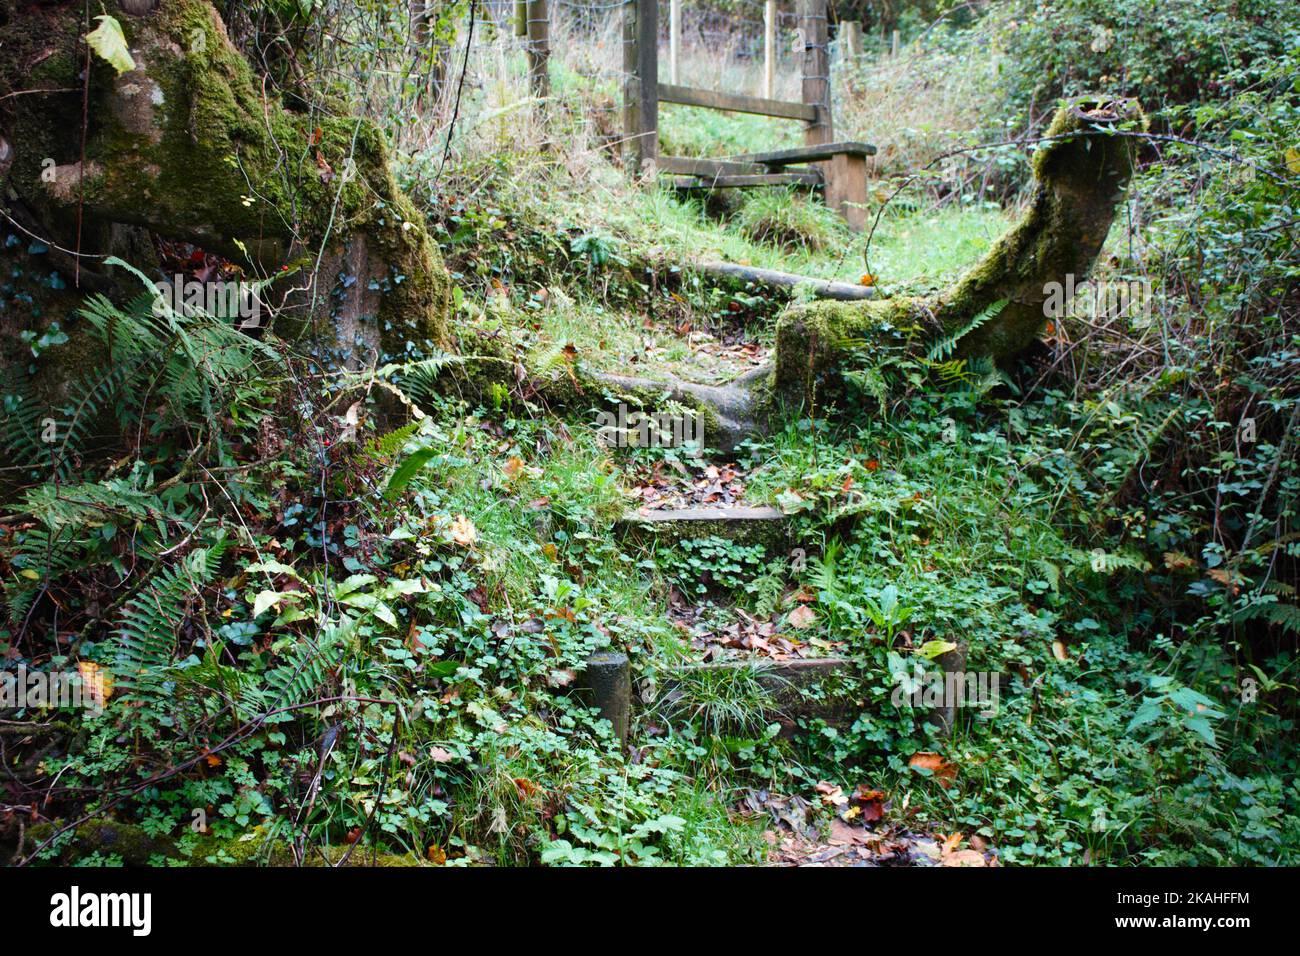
[1286,147,1300,175]
[86,15,136,75]
[503,456,525,480]
[1051,640,1069,661]
[20,568,40,580]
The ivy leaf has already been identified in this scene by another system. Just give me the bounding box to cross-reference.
[86,15,136,75]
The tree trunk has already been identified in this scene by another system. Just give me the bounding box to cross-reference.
[0,0,452,366]
[769,99,1146,405]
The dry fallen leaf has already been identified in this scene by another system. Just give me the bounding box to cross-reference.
[814,781,849,807]
[426,843,447,865]
[787,605,817,630]
[428,746,455,763]
[1051,640,1069,661]
[503,456,525,480]
[449,514,477,547]
[942,848,987,867]
[908,751,957,786]
[850,785,887,822]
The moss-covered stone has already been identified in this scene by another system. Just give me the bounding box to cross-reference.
[0,0,452,357]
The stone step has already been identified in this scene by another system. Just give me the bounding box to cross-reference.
[616,504,791,548]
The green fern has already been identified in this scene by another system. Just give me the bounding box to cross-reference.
[926,298,1009,362]
[114,535,229,702]
[1234,599,1300,635]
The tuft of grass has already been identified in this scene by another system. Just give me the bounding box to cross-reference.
[654,664,787,740]
[732,187,848,254]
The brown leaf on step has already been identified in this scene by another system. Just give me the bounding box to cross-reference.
[908,751,957,785]
[787,605,816,630]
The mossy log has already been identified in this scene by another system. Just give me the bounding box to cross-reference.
[0,0,452,364]
[769,98,1146,406]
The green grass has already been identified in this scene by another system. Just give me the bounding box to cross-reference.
[658,104,801,159]
[583,186,1009,290]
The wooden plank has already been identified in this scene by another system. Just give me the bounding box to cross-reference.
[672,171,822,188]
[658,83,817,122]
[738,140,877,166]
[622,0,659,174]
[657,155,765,177]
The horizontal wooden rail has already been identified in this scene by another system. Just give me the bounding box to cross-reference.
[658,83,818,122]
[738,141,878,166]
[657,155,765,177]
[669,171,823,188]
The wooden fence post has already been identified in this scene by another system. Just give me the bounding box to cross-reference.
[669,0,681,84]
[623,0,659,176]
[799,0,831,147]
[841,20,861,60]
[526,0,550,100]
[763,0,776,98]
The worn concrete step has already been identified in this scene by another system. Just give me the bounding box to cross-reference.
[615,504,791,548]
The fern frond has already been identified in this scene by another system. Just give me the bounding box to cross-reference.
[926,298,1009,362]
